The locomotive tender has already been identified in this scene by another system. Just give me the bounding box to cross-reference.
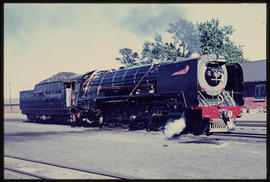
[20,81,70,122]
[20,54,244,135]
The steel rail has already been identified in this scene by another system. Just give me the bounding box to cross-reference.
[212,132,266,139]
[4,167,48,179]
[236,124,266,127]
[227,132,266,136]
[4,155,130,179]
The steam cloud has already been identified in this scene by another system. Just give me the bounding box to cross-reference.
[164,116,186,138]
[105,5,187,37]
[122,6,186,37]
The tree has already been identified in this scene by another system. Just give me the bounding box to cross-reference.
[198,18,248,63]
[221,43,248,63]
[167,18,201,54]
[141,33,182,64]
[116,18,249,67]
[115,48,139,67]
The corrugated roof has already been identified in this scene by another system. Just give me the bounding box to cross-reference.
[240,60,266,82]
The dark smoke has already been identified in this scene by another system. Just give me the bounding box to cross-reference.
[105,5,187,37]
[167,18,201,53]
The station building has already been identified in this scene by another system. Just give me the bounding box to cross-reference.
[240,60,266,112]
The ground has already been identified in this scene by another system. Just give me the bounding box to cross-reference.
[4,112,267,179]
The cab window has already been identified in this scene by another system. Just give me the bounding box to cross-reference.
[71,82,77,91]
[255,84,265,99]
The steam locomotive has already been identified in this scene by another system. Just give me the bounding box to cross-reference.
[20,54,244,135]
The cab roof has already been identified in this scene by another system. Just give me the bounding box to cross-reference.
[69,74,85,81]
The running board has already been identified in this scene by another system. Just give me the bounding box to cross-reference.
[209,119,229,132]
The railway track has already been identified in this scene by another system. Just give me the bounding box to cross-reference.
[4,167,48,179]
[235,120,266,127]
[213,132,267,139]
[4,155,130,179]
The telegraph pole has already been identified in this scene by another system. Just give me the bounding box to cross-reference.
[9,82,12,111]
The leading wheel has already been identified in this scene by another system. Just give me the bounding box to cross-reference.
[185,110,208,135]
[69,112,76,127]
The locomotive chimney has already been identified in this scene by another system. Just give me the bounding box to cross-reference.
[188,52,200,58]
[176,57,184,62]
[176,52,200,62]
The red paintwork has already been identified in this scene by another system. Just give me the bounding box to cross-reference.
[201,88,206,92]
[171,65,189,76]
[76,112,80,118]
[191,106,242,120]
[72,94,76,100]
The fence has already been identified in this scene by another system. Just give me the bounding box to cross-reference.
[4,104,20,113]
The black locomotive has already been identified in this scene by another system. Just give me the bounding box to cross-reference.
[20,54,244,135]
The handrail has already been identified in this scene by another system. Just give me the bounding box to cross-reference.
[198,90,210,106]
[129,64,154,96]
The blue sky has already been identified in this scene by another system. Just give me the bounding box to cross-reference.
[4,3,266,99]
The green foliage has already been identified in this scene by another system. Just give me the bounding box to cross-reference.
[167,18,201,53]
[115,48,139,67]
[141,33,185,64]
[221,43,249,63]
[116,18,249,67]
[198,18,248,63]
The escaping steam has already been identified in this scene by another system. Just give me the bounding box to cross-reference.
[105,5,187,37]
[164,115,186,138]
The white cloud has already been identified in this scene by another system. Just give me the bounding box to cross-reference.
[4,4,146,98]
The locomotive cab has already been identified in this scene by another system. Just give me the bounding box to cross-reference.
[63,81,72,107]
[63,74,84,126]
[65,74,84,107]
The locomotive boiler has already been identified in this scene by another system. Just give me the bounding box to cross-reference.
[64,54,243,135]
